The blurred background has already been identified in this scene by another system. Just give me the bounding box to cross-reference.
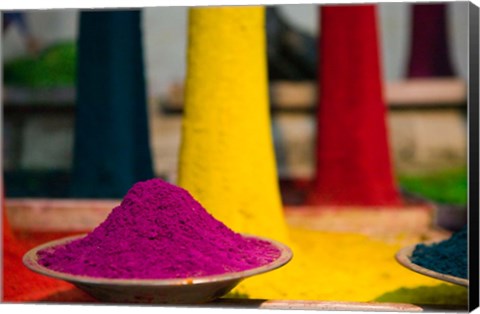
[2,3,468,209]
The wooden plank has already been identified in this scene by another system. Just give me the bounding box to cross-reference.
[386,78,467,106]
[212,298,466,311]
[270,81,316,109]
[3,86,76,106]
[5,198,119,231]
[284,205,450,245]
[210,298,424,311]
[6,199,449,245]
[161,78,467,112]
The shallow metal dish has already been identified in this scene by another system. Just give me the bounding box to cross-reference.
[395,243,468,287]
[23,234,292,304]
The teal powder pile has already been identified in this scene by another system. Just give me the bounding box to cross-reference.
[411,226,467,279]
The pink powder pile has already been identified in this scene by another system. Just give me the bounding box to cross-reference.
[38,179,280,279]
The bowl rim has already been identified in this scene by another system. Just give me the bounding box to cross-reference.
[395,243,468,287]
[23,233,293,286]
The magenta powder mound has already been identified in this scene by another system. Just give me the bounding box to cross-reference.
[37,179,281,279]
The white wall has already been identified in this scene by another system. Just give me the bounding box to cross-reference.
[143,7,188,98]
[3,9,78,60]
[2,3,469,98]
[448,2,469,80]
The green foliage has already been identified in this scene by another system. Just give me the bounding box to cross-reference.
[224,291,250,299]
[4,41,76,88]
[374,284,468,305]
[398,168,467,205]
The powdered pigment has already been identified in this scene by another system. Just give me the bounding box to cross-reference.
[4,202,72,301]
[38,179,280,279]
[411,225,467,279]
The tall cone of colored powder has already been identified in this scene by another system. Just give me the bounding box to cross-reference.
[307,5,401,206]
[178,7,288,243]
[407,3,455,78]
[71,10,153,198]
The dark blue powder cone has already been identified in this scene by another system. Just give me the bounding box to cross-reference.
[70,10,154,198]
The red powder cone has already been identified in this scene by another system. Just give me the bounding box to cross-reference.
[407,3,455,78]
[306,5,401,206]
[3,198,72,301]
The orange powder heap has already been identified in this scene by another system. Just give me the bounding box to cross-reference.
[3,208,71,301]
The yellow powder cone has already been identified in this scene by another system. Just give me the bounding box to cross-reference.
[178,6,288,244]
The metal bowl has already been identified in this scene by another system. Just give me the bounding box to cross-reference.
[23,234,292,304]
[395,243,468,287]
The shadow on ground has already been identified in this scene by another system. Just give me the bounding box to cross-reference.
[374,283,468,305]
